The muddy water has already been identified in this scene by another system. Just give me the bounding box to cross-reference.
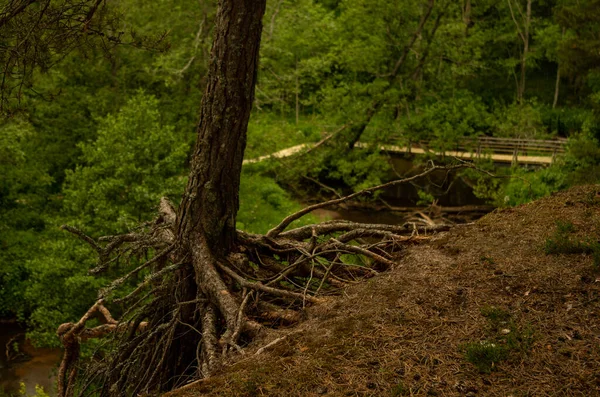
[0,323,60,396]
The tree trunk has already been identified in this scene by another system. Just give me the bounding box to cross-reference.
[553,27,565,109]
[295,57,300,125]
[174,0,267,373]
[177,0,266,256]
[553,64,561,109]
[507,0,531,104]
[463,0,471,34]
[518,0,531,104]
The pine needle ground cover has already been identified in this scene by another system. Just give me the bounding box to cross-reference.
[166,185,600,396]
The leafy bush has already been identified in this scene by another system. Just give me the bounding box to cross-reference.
[63,92,190,233]
[0,120,52,318]
[238,170,318,234]
[401,90,491,148]
[491,101,550,139]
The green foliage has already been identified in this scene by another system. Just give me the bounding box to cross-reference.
[0,120,51,318]
[464,340,509,373]
[238,170,317,234]
[21,226,103,347]
[402,91,491,147]
[416,190,435,206]
[562,132,600,185]
[500,166,567,207]
[63,92,189,233]
[245,114,322,159]
[480,306,511,325]
[492,102,550,139]
[20,93,190,345]
[325,147,390,193]
[0,384,51,397]
[19,384,50,397]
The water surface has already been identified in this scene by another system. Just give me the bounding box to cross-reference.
[0,323,60,396]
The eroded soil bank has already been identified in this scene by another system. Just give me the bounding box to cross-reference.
[166,185,600,396]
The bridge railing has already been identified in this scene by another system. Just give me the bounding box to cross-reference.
[457,137,566,154]
[387,136,568,164]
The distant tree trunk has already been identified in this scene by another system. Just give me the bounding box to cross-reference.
[553,64,561,109]
[519,0,531,103]
[507,0,532,104]
[553,27,565,109]
[463,0,471,34]
[295,57,300,125]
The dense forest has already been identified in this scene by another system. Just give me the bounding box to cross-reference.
[1,0,600,393]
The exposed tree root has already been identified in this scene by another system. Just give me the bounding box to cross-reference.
[56,163,478,397]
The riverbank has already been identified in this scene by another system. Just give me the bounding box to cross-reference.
[0,323,60,396]
[166,184,600,396]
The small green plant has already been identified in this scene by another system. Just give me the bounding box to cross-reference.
[582,190,600,206]
[480,306,510,325]
[479,256,496,266]
[464,308,534,373]
[241,376,260,397]
[390,381,409,396]
[464,340,509,373]
[13,384,50,397]
[545,221,583,254]
[544,220,600,269]
[416,190,435,206]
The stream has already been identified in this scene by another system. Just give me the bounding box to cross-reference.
[0,322,60,396]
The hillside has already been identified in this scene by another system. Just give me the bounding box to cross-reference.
[165,185,600,396]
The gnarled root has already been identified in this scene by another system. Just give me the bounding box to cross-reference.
[58,163,474,396]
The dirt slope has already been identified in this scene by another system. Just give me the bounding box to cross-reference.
[166,185,600,397]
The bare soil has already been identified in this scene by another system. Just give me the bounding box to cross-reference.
[165,185,600,397]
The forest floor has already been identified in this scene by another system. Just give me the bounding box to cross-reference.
[165,185,600,397]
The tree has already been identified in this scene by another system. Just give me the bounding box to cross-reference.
[0,0,111,112]
[54,0,266,393]
[506,0,532,104]
[52,1,473,395]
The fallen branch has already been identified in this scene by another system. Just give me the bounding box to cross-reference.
[267,163,473,238]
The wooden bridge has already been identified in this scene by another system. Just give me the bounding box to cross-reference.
[376,136,568,165]
[244,136,568,166]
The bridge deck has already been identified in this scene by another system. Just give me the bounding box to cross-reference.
[243,137,567,166]
[375,144,555,165]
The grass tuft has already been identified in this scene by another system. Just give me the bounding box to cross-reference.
[544,220,600,268]
[464,341,509,373]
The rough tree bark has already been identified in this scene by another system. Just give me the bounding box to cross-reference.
[177,0,266,254]
[175,0,267,346]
